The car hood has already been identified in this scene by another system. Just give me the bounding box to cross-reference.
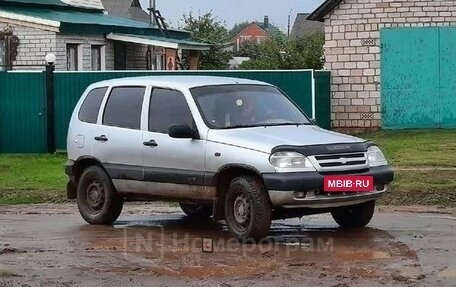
[207,125,364,153]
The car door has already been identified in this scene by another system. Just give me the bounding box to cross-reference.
[142,87,207,189]
[92,86,146,182]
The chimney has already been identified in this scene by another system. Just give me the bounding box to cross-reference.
[264,16,269,28]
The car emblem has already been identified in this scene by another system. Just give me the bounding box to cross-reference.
[340,157,348,165]
[327,145,351,152]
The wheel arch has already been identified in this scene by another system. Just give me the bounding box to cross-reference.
[212,164,265,220]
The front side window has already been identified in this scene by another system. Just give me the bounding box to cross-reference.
[78,87,108,124]
[66,44,79,71]
[103,86,145,130]
[191,85,310,129]
[149,88,193,133]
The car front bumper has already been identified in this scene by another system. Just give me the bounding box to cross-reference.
[262,166,394,208]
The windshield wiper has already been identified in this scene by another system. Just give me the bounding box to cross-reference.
[259,122,312,127]
[220,122,312,129]
[220,124,266,129]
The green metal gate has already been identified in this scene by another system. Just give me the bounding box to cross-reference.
[381,27,456,129]
[0,71,46,153]
[1,70,331,153]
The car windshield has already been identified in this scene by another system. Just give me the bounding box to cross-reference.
[191,84,311,129]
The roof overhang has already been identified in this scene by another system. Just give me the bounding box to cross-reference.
[106,33,211,51]
[307,0,344,22]
[0,9,60,31]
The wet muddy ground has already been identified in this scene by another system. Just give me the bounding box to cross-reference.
[0,203,455,287]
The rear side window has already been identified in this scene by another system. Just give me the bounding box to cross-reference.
[103,86,145,130]
[149,88,193,133]
[78,87,107,123]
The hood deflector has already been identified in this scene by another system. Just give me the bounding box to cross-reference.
[271,141,376,156]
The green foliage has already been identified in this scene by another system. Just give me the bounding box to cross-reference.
[182,11,232,70]
[240,33,325,70]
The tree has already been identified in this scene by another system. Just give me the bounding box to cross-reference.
[240,32,325,70]
[182,11,232,70]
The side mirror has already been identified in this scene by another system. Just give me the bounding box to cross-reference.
[168,124,195,139]
[310,118,318,125]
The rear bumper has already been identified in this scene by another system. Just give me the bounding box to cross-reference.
[262,166,394,208]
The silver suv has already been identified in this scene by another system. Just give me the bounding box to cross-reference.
[65,76,394,241]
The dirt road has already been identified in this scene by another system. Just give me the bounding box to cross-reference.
[0,204,455,287]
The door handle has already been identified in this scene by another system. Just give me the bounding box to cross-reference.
[94,135,108,142]
[143,140,158,147]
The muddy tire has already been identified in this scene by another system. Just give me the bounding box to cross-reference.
[180,203,213,218]
[331,201,375,228]
[77,166,123,225]
[224,176,272,242]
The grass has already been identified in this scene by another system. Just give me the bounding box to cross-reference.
[0,154,67,205]
[361,129,456,168]
[0,130,455,207]
[361,130,456,207]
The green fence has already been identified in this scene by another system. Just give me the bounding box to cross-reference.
[0,70,331,153]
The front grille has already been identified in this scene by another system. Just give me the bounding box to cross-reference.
[309,152,368,172]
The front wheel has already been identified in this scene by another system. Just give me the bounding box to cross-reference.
[77,166,123,225]
[224,176,272,242]
[331,201,376,228]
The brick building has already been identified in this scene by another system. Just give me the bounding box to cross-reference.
[308,0,456,131]
[229,16,283,51]
[0,0,209,71]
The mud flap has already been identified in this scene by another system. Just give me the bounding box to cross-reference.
[67,181,77,199]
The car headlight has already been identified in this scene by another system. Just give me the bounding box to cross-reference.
[367,146,388,167]
[269,152,315,171]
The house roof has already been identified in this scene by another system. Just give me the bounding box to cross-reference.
[229,21,284,42]
[0,0,104,11]
[101,0,150,23]
[106,33,211,51]
[307,0,344,22]
[0,5,188,39]
[290,13,324,38]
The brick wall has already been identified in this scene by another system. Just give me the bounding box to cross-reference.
[0,16,149,71]
[324,0,456,130]
[0,19,57,70]
[56,34,113,70]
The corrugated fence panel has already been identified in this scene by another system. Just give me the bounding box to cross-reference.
[314,71,331,129]
[0,71,46,153]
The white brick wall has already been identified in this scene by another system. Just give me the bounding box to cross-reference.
[0,16,150,71]
[0,19,57,69]
[324,0,456,130]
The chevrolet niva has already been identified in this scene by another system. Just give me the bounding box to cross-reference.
[65,76,394,241]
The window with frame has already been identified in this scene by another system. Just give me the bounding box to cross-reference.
[78,87,108,123]
[91,45,102,71]
[66,44,79,71]
[0,37,6,71]
[103,86,145,130]
[149,88,194,133]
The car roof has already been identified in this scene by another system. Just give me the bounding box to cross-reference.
[90,75,272,90]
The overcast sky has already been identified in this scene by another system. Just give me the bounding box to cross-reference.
[139,0,325,30]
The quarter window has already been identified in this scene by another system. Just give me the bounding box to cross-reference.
[78,87,108,123]
[149,88,193,133]
[103,86,145,129]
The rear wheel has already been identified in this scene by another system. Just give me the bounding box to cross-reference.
[331,201,376,228]
[224,176,272,242]
[180,203,213,219]
[77,166,123,225]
